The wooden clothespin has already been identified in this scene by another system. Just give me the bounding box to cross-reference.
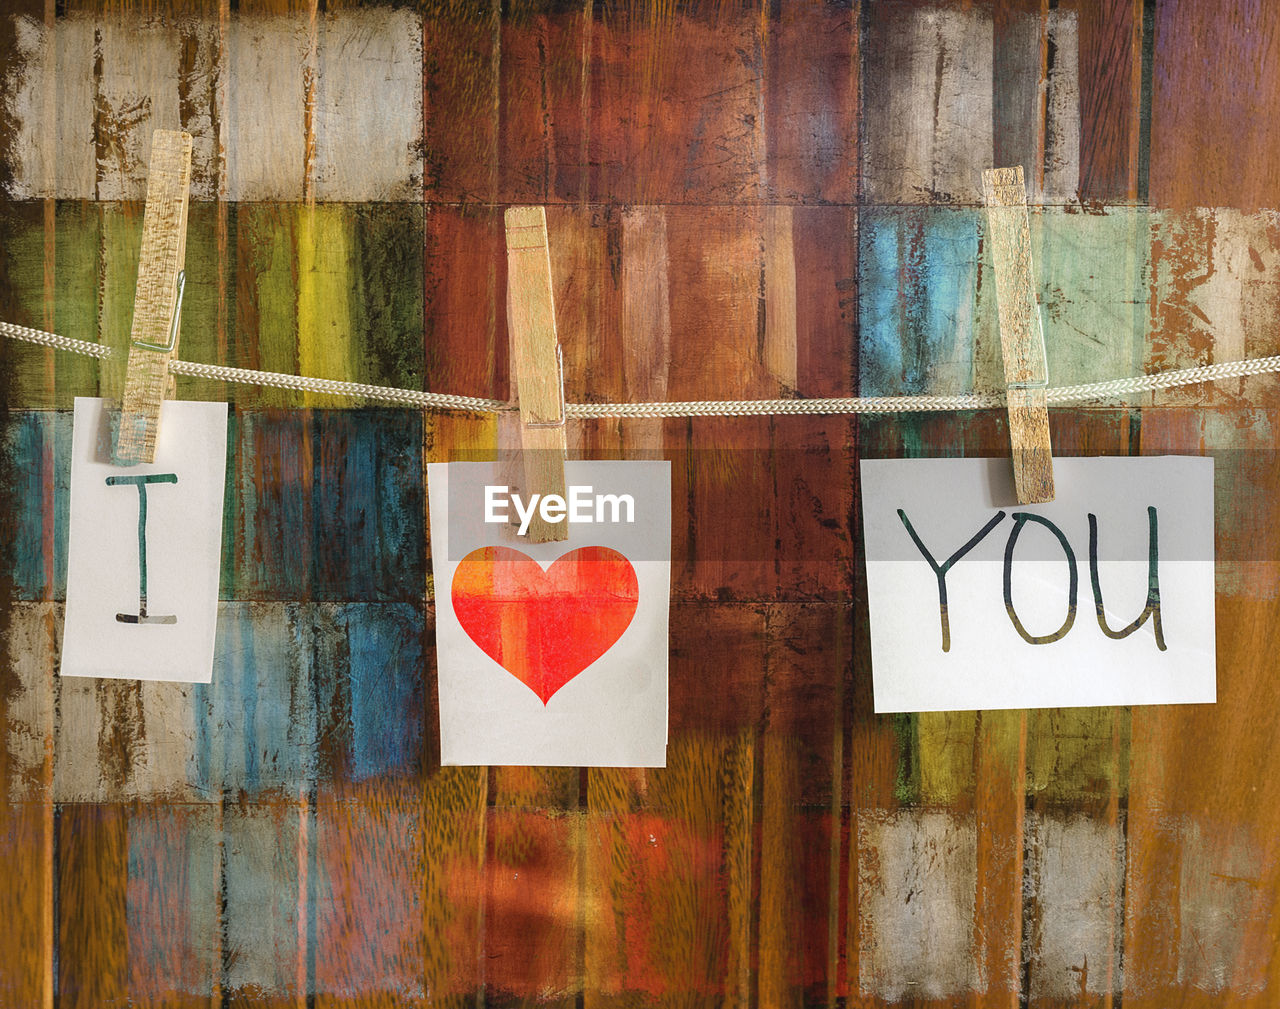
[983,165,1054,503]
[113,130,193,465]
[504,206,568,543]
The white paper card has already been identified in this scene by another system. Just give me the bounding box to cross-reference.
[861,457,1216,713]
[428,460,671,767]
[61,397,228,683]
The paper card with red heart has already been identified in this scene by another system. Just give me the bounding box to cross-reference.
[427,460,670,766]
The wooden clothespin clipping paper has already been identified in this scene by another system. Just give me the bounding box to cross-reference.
[983,165,1054,504]
[61,129,229,684]
[427,206,672,766]
[504,205,568,542]
[114,129,193,465]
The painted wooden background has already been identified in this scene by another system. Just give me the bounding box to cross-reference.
[1,0,1279,1005]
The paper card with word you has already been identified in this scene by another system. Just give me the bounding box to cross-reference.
[428,460,670,766]
[861,457,1215,713]
[61,397,228,683]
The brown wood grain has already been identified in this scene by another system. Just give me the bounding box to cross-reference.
[126,803,219,1008]
[1149,0,1280,210]
[1076,0,1143,202]
[424,0,500,206]
[421,596,486,1006]
[764,1,858,204]
[758,603,848,1005]
[498,6,592,206]
[992,0,1050,199]
[312,781,426,1009]
[485,765,581,1007]
[579,200,666,1009]
[58,804,129,1009]
[587,4,765,206]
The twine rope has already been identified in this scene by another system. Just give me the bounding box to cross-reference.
[5,319,1279,419]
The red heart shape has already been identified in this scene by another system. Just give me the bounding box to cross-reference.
[451,546,639,705]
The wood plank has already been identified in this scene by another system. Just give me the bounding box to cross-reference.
[549,205,623,440]
[5,10,423,202]
[419,756,487,1007]
[94,21,185,202]
[758,603,846,1006]
[1147,208,1280,410]
[1148,0,1280,209]
[295,206,357,409]
[485,766,581,1007]
[58,803,130,1009]
[312,781,425,1008]
[862,2,993,206]
[856,808,982,1003]
[763,206,799,393]
[993,1,1081,204]
[588,5,764,205]
[423,205,506,405]
[665,603,764,1005]
[221,801,304,1004]
[1077,0,1142,202]
[231,204,303,410]
[1023,801,1125,1006]
[0,801,54,1004]
[3,202,101,409]
[126,803,219,1008]
[858,206,992,397]
[4,10,94,199]
[794,205,857,399]
[764,1,858,204]
[498,8,591,205]
[423,0,500,205]
[581,201,663,1009]
[310,10,423,202]
[170,203,233,404]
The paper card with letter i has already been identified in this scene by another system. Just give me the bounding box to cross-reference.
[428,460,671,767]
[61,397,228,683]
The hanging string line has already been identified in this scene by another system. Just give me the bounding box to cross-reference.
[4,318,1280,418]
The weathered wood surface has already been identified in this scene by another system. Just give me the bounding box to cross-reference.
[1,1,1279,1006]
